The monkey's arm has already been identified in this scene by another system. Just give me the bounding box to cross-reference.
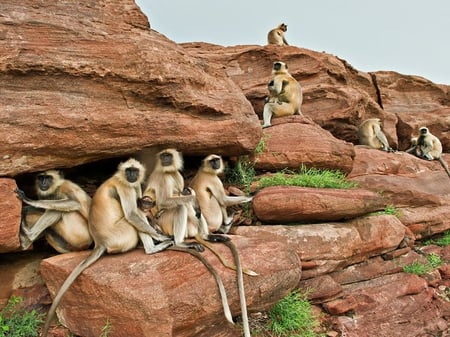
[15,189,80,211]
[374,126,393,152]
[282,37,289,45]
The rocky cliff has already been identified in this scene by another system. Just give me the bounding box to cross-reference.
[1,1,450,337]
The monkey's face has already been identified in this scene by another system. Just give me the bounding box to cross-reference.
[125,167,140,183]
[272,61,287,73]
[280,23,287,32]
[419,127,429,135]
[160,152,173,167]
[37,174,54,191]
[137,196,155,212]
[209,157,222,171]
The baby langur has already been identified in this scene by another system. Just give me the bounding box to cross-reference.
[190,154,253,234]
[267,23,289,46]
[262,61,302,128]
[41,158,172,337]
[406,126,450,178]
[358,118,394,152]
[15,170,92,253]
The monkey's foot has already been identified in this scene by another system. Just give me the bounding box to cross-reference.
[261,124,271,129]
[19,231,33,250]
[207,234,230,242]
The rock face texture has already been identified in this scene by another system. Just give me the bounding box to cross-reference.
[0,0,261,176]
[1,1,450,337]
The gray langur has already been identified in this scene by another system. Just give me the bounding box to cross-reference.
[190,154,253,234]
[262,61,302,128]
[15,170,93,253]
[358,118,394,152]
[267,23,289,46]
[41,158,173,337]
[406,126,450,178]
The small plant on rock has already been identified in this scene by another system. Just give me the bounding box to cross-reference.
[0,296,44,337]
[403,253,443,275]
[225,156,255,192]
[426,231,450,247]
[266,290,323,337]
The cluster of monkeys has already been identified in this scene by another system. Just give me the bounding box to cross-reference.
[264,23,449,176]
[16,149,254,337]
[358,118,450,177]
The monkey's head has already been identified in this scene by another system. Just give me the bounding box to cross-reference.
[203,154,224,174]
[278,23,287,32]
[36,170,63,197]
[137,195,155,212]
[117,158,145,186]
[419,127,429,135]
[158,149,183,173]
[272,61,288,75]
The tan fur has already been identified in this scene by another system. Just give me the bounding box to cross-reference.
[18,170,92,253]
[358,118,393,152]
[262,61,302,128]
[190,155,253,233]
[267,23,289,46]
[41,158,172,337]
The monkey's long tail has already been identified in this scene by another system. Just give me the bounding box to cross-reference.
[438,157,450,179]
[42,247,106,337]
[168,246,234,324]
[224,240,251,337]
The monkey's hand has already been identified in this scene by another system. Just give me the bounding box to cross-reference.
[14,188,28,201]
[189,242,205,252]
[207,234,230,243]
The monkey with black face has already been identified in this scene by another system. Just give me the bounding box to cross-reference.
[143,149,228,251]
[41,158,173,337]
[407,126,450,178]
[262,61,302,128]
[267,23,289,46]
[190,155,253,234]
[358,118,394,152]
[15,170,93,253]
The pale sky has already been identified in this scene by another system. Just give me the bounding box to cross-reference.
[136,1,449,85]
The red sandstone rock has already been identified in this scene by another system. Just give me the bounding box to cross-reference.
[0,179,21,253]
[252,186,386,223]
[40,234,300,337]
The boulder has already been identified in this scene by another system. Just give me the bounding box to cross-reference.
[236,215,406,279]
[252,186,386,223]
[0,1,261,176]
[40,234,300,337]
[0,178,21,253]
[252,116,355,173]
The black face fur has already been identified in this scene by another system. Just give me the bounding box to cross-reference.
[37,174,53,191]
[209,157,221,170]
[125,167,140,183]
[160,152,173,167]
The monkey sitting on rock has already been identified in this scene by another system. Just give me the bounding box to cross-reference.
[267,23,289,46]
[262,61,303,128]
[358,118,394,152]
[406,126,450,178]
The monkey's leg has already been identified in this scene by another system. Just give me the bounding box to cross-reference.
[22,210,62,242]
[168,246,234,324]
[262,103,274,128]
[173,206,204,252]
[223,240,251,337]
[138,232,173,254]
[405,146,416,154]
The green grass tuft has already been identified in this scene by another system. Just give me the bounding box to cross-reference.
[426,231,450,247]
[267,290,322,337]
[403,253,443,275]
[0,296,44,337]
[224,156,255,193]
[258,166,357,189]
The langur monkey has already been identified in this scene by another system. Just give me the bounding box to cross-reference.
[15,170,93,253]
[267,23,289,46]
[358,118,394,152]
[262,61,303,128]
[41,158,173,337]
[142,149,253,337]
[190,154,253,234]
[406,126,450,178]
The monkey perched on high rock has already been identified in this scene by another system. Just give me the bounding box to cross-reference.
[262,61,303,128]
[358,118,394,152]
[190,154,253,234]
[406,126,450,178]
[15,170,93,253]
[41,158,173,337]
[267,23,289,46]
